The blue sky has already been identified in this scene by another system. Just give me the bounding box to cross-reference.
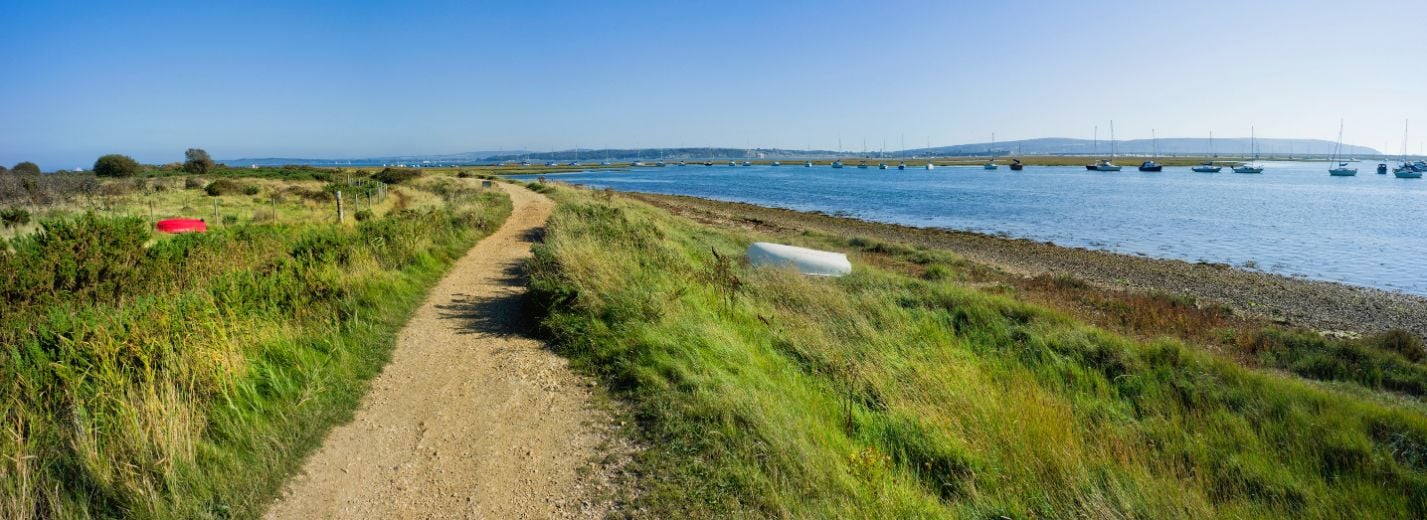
[3,0,1425,168]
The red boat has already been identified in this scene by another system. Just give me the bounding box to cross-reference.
[156,218,207,234]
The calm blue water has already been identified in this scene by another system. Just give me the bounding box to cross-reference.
[516,161,1427,295]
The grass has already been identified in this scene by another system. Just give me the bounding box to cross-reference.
[0,172,464,240]
[527,185,1427,518]
[0,175,510,518]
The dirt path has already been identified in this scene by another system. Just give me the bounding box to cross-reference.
[267,184,619,519]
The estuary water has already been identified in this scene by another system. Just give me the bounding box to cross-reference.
[516,161,1427,295]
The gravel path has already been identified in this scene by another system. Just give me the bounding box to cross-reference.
[267,183,624,519]
[631,192,1427,338]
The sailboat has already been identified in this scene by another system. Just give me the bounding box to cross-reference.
[984,133,999,170]
[1095,121,1123,171]
[1085,125,1101,170]
[924,138,935,170]
[897,136,907,170]
[832,137,845,168]
[1395,120,1422,178]
[1233,127,1265,173]
[1329,120,1358,176]
[1191,131,1223,172]
[1139,129,1163,171]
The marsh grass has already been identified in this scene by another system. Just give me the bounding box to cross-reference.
[0,179,511,518]
[528,186,1427,518]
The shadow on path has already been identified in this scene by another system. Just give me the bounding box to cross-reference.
[435,232,543,339]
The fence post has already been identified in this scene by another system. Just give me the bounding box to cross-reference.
[336,190,344,224]
[213,199,219,225]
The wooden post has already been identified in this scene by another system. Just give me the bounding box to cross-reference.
[336,190,344,224]
[212,199,219,225]
[270,195,277,223]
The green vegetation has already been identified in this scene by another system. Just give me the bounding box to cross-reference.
[12,161,40,176]
[203,178,239,196]
[92,154,141,178]
[528,186,1427,518]
[372,167,422,185]
[183,148,214,175]
[0,174,510,517]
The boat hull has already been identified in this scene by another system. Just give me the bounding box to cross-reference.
[747,242,852,277]
[1191,167,1221,173]
[1328,169,1357,176]
[156,219,207,234]
[1232,167,1264,174]
[1138,165,1162,172]
[1395,170,1423,178]
[1009,164,1024,171]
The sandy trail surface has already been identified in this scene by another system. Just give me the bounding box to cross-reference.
[267,184,617,519]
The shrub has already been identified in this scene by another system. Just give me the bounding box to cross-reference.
[183,148,214,174]
[184,176,205,190]
[354,208,374,222]
[456,170,473,178]
[373,167,421,185]
[205,179,242,196]
[11,161,40,176]
[1,207,30,227]
[1365,329,1426,362]
[242,184,261,196]
[92,154,141,178]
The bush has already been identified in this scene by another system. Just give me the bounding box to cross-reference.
[183,148,214,174]
[354,208,374,222]
[11,161,40,176]
[92,154,141,178]
[1,207,30,227]
[456,170,473,178]
[1365,329,1426,362]
[373,167,421,185]
[205,179,242,196]
[242,185,261,196]
[184,176,205,190]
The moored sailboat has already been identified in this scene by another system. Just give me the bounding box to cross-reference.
[1394,120,1422,178]
[1094,121,1122,171]
[1232,127,1265,173]
[1329,120,1358,176]
[1139,129,1163,171]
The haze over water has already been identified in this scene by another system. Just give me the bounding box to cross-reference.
[522,163,1427,295]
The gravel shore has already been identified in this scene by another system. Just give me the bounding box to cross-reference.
[629,192,1427,339]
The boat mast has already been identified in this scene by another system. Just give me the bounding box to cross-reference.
[1152,129,1158,159]
[1109,121,1116,159]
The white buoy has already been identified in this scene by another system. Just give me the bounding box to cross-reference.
[747,242,852,277]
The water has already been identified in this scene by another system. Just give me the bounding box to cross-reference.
[516,161,1427,295]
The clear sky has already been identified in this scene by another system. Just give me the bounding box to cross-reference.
[3,0,1425,168]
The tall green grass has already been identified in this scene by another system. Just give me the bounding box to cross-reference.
[0,187,510,518]
[528,187,1427,518]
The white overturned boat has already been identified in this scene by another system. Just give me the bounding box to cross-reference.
[747,242,852,277]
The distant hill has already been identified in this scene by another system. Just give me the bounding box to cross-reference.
[219,138,1383,167]
[913,137,1379,157]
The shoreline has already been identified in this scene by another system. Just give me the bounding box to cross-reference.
[624,190,1427,338]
